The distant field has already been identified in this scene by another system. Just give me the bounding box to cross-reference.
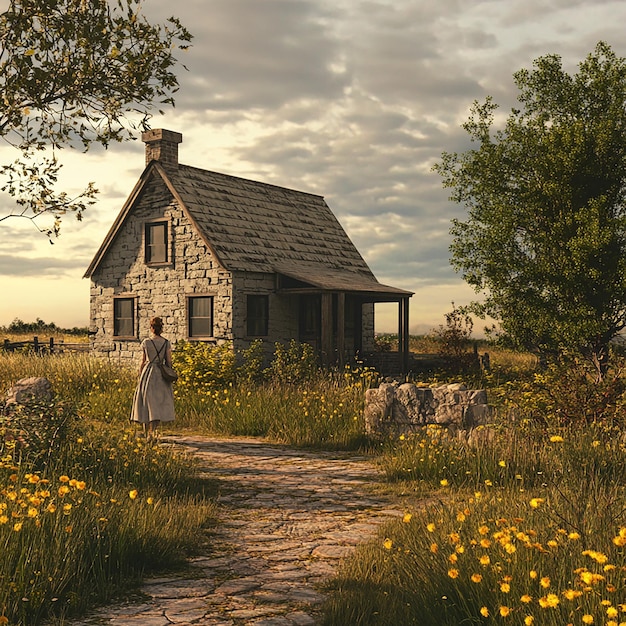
[1,332,89,343]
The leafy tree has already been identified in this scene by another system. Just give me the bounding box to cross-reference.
[434,42,626,381]
[0,0,191,237]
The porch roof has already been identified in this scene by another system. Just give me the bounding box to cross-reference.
[274,262,412,301]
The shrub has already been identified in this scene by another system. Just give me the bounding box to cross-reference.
[498,359,626,425]
[265,339,319,384]
[433,304,479,373]
[172,340,237,393]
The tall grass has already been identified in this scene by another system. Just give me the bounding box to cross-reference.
[323,483,626,625]
[0,353,217,625]
[173,377,371,448]
[322,420,626,625]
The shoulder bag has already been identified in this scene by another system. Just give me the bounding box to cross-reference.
[150,339,178,383]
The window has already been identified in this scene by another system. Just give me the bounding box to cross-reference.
[188,296,213,337]
[145,221,168,264]
[247,295,269,336]
[113,297,135,337]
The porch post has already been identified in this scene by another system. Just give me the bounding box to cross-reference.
[398,297,410,376]
[402,296,410,375]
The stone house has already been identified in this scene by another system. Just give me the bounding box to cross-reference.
[84,129,412,368]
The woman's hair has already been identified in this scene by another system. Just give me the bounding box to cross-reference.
[150,316,163,335]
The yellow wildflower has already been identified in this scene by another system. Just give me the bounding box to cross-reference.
[448,568,459,579]
[383,538,393,550]
[480,607,489,617]
[471,573,483,583]
[582,616,594,624]
[479,555,490,566]
[540,577,550,588]
[538,594,559,608]
[521,595,532,603]
[129,489,138,500]
[500,606,511,617]
[524,617,534,625]
[582,549,608,564]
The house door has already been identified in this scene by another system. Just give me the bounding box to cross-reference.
[298,295,321,350]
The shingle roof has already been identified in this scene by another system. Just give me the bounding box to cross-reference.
[170,164,371,274]
[85,162,412,298]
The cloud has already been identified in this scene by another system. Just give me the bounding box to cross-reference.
[0,253,83,277]
[5,0,626,330]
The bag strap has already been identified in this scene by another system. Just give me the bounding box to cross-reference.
[149,338,166,365]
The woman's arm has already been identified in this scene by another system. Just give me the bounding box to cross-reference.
[139,345,148,375]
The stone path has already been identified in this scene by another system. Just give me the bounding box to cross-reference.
[63,435,403,626]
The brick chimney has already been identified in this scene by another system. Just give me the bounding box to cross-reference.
[141,129,183,167]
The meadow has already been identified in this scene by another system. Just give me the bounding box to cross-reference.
[1,335,625,625]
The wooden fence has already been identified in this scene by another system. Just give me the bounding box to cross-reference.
[2,337,91,354]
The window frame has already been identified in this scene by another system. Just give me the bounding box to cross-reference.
[187,295,214,339]
[113,296,137,339]
[144,219,170,265]
[246,294,269,337]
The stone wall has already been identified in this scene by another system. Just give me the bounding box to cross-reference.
[364,381,494,440]
[89,175,233,364]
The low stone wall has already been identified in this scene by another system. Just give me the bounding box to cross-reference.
[364,381,493,440]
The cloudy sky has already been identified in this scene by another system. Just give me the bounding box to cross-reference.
[2,0,625,333]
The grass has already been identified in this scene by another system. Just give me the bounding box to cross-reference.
[322,411,626,624]
[322,484,626,625]
[3,342,626,626]
[0,353,217,625]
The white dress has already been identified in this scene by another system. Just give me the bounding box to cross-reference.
[130,337,175,424]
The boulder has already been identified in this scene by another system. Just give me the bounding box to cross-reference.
[5,377,53,406]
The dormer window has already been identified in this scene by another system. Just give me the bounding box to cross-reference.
[145,220,169,264]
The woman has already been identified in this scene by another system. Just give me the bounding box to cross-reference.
[130,316,175,437]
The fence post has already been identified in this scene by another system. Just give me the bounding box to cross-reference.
[33,336,39,353]
[3,339,9,351]
[49,337,55,354]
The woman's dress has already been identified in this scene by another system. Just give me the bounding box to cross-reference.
[130,337,175,424]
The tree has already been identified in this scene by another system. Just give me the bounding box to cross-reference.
[0,0,191,238]
[434,42,626,381]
